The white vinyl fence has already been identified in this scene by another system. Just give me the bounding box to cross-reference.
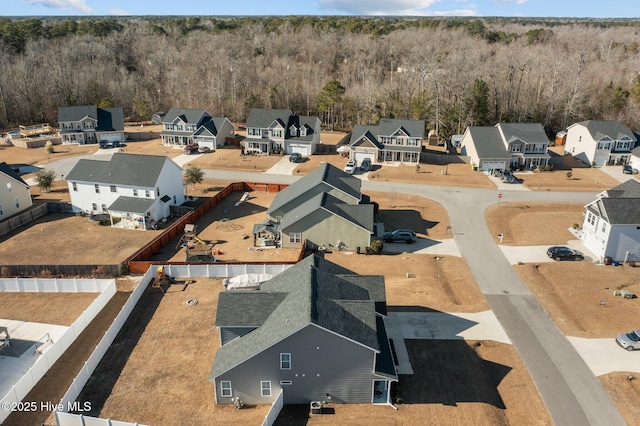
[0,278,116,425]
[55,264,292,426]
[262,389,284,426]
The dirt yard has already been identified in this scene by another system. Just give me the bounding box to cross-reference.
[370,191,451,239]
[154,191,303,264]
[74,278,270,426]
[599,372,640,426]
[369,163,495,188]
[0,213,159,265]
[0,292,98,325]
[515,168,620,192]
[326,253,488,313]
[515,262,640,338]
[485,202,585,245]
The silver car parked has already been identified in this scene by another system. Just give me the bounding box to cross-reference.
[616,330,640,351]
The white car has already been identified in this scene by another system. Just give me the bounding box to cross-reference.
[344,160,357,174]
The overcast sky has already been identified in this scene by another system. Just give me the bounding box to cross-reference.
[2,0,637,18]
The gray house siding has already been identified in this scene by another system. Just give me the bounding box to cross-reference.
[220,326,257,346]
[269,183,358,221]
[280,209,370,250]
[606,225,640,261]
[215,324,377,405]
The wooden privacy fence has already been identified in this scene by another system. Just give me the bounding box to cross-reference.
[126,181,290,274]
[0,203,48,236]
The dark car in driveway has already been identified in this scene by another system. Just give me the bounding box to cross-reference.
[183,143,199,154]
[382,229,417,243]
[547,246,584,261]
[623,165,639,174]
[289,152,303,163]
[360,158,372,172]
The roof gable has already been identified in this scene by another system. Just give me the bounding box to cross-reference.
[578,120,636,142]
[246,108,293,129]
[465,126,510,159]
[0,162,29,188]
[163,108,211,126]
[497,122,548,145]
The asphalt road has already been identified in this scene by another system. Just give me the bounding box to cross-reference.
[46,159,625,425]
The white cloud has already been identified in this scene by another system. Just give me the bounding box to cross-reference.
[318,0,442,15]
[110,8,130,16]
[22,0,93,13]
[492,0,528,3]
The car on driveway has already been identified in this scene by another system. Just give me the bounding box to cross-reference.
[360,158,372,172]
[382,229,417,243]
[289,152,303,163]
[344,160,357,174]
[547,246,584,261]
[198,146,211,153]
[623,165,639,174]
[616,330,640,351]
[183,143,199,154]
[501,171,515,183]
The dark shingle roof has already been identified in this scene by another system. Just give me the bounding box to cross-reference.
[466,127,510,159]
[246,108,293,129]
[579,120,636,142]
[215,292,287,327]
[0,162,29,187]
[210,255,390,380]
[286,115,320,142]
[349,125,383,148]
[96,107,124,131]
[58,105,97,122]
[378,118,425,138]
[268,163,361,215]
[279,192,374,232]
[606,179,640,198]
[66,153,173,187]
[597,198,640,225]
[497,122,548,144]
[108,196,155,214]
[162,108,211,126]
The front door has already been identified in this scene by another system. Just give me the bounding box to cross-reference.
[372,380,389,404]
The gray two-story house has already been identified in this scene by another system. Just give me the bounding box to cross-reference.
[210,254,397,406]
[349,118,425,164]
[58,105,125,145]
[160,108,234,149]
[243,108,321,156]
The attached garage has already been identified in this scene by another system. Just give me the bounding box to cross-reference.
[353,150,376,164]
[288,144,311,156]
[99,133,123,143]
[480,160,508,171]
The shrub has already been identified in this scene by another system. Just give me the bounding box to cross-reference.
[370,239,383,254]
[566,171,573,179]
[573,223,580,229]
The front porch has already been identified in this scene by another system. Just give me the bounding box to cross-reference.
[243,138,272,155]
[512,152,550,170]
[378,150,419,163]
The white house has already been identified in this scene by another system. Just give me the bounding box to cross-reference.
[581,179,640,262]
[460,123,550,171]
[58,105,125,145]
[65,153,184,230]
[0,162,32,221]
[242,108,321,156]
[564,120,637,167]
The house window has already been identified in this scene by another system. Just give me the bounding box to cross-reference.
[300,128,307,137]
[0,204,3,216]
[133,189,138,197]
[407,138,418,146]
[145,190,151,197]
[272,129,282,138]
[280,353,291,370]
[15,197,19,208]
[588,213,596,226]
[173,195,177,204]
[511,145,522,153]
[597,142,610,150]
[72,182,78,192]
[601,222,607,233]
[289,233,302,244]
[290,126,296,136]
[91,203,97,211]
[6,182,12,192]
[110,185,117,193]
[261,381,271,397]
[95,184,100,194]
[220,381,232,397]
[396,137,404,146]
[101,204,107,211]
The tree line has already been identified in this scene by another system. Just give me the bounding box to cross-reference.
[1,16,640,139]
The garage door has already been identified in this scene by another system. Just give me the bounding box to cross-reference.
[100,133,123,143]
[354,151,375,164]
[288,144,309,155]
[480,160,507,171]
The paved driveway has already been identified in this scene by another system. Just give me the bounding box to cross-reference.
[568,337,640,375]
[599,165,639,183]
[383,237,461,257]
[264,156,298,175]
